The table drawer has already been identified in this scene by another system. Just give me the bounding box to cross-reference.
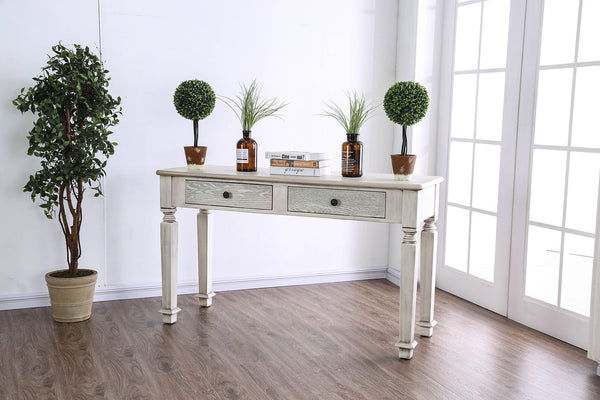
[185,179,273,210]
[288,186,386,218]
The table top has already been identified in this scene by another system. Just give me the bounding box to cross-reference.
[157,165,443,191]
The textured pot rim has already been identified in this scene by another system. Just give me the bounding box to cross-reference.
[45,269,98,286]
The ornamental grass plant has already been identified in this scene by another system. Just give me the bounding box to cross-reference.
[320,90,379,134]
[220,80,287,132]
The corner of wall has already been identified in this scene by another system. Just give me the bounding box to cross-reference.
[387,0,419,274]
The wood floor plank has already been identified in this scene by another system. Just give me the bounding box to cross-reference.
[0,279,599,399]
[0,310,19,398]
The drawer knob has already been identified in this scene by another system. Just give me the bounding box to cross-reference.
[330,199,339,206]
[223,191,231,199]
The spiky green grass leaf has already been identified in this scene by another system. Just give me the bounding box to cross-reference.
[320,91,379,134]
[220,80,287,131]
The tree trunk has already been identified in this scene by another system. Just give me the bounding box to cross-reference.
[401,125,408,156]
[193,119,199,147]
[58,178,84,276]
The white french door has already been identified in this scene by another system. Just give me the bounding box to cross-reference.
[508,0,600,348]
[437,0,600,349]
[437,0,525,315]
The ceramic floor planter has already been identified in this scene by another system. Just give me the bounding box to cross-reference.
[390,154,417,181]
[45,269,97,323]
[184,146,207,169]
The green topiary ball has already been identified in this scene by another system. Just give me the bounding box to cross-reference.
[383,81,429,127]
[173,79,216,121]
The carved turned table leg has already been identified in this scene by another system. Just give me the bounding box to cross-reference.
[159,207,181,324]
[417,217,438,337]
[396,226,419,359]
[196,210,215,307]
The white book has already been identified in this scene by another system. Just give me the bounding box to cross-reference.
[265,151,327,161]
[269,166,331,177]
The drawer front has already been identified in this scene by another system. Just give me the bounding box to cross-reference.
[185,180,273,210]
[288,186,386,218]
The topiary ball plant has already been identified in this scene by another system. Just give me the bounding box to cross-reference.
[383,81,429,156]
[173,79,216,147]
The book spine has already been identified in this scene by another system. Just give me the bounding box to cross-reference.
[270,159,329,168]
[265,151,300,160]
[266,153,310,160]
[269,167,330,176]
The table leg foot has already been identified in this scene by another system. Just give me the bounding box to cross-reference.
[196,292,215,307]
[419,216,438,339]
[160,205,179,325]
[416,320,438,337]
[396,340,418,360]
[159,307,181,324]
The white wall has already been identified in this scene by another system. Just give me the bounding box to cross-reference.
[388,0,445,275]
[0,1,105,296]
[0,0,408,306]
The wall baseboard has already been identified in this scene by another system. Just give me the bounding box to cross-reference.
[386,267,401,287]
[0,266,397,311]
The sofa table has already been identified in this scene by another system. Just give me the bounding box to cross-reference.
[157,165,443,359]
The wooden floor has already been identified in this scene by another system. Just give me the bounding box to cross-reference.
[1,280,599,399]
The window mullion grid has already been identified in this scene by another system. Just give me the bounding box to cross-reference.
[455,67,507,75]
[532,144,600,154]
[557,0,584,310]
[442,0,461,272]
[538,60,600,70]
[451,137,502,146]
[457,0,481,7]
[465,0,486,275]
[448,202,498,218]
[528,220,595,239]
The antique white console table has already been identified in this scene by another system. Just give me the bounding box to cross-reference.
[157,165,443,359]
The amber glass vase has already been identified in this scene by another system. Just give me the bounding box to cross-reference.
[341,133,363,177]
[236,130,257,172]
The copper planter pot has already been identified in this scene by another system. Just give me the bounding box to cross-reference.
[184,146,207,169]
[390,154,416,181]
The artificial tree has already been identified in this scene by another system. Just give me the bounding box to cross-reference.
[383,81,429,156]
[173,79,216,147]
[13,43,121,278]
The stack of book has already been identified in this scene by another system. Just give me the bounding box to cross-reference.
[265,151,330,176]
